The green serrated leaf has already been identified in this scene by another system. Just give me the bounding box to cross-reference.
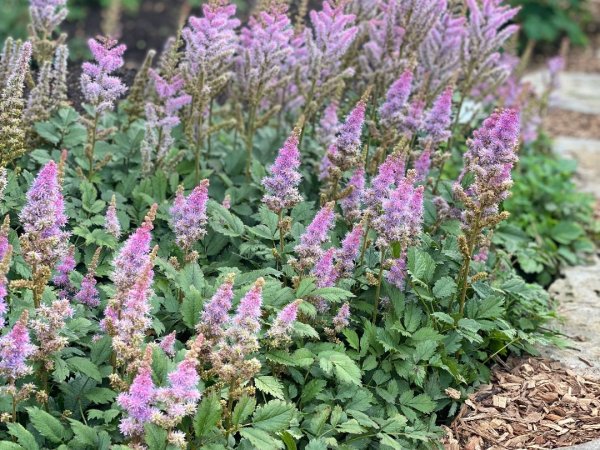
[252,400,295,432]
[255,376,285,400]
[194,394,222,438]
[27,407,66,444]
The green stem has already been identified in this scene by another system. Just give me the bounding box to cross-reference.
[372,249,386,324]
[87,112,99,180]
[277,210,285,256]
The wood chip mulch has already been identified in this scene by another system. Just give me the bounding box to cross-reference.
[442,358,600,449]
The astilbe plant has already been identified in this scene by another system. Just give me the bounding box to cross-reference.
[0,1,563,448]
[0,41,32,166]
[141,70,192,175]
[80,36,127,179]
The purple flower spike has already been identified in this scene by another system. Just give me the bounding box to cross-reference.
[53,246,75,297]
[312,248,338,288]
[232,278,264,335]
[170,180,210,253]
[317,101,340,148]
[332,303,350,332]
[373,176,424,248]
[80,37,127,113]
[365,153,406,210]
[456,108,520,220]
[262,129,303,213]
[75,273,99,307]
[182,2,240,79]
[294,202,336,270]
[159,331,177,356]
[155,352,201,423]
[328,100,367,172]
[421,87,453,145]
[340,167,365,223]
[380,69,413,129]
[105,194,121,239]
[0,311,36,380]
[19,160,69,267]
[415,148,432,183]
[117,347,157,437]
[336,224,363,278]
[29,0,68,38]
[0,227,12,329]
[386,253,407,289]
[267,299,301,343]
[399,98,425,138]
[199,273,235,338]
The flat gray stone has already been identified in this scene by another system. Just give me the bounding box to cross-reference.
[558,439,600,450]
[540,257,600,378]
[524,71,600,115]
[552,136,600,198]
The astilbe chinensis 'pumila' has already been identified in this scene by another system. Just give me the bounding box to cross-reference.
[386,252,408,289]
[312,247,338,289]
[332,303,350,333]
[105,194,121,239]
[462,0,519,99]
[340,167,365,223]
[336,224,363,278]
[293,202,335,271]
[267,299,301,346]
[0,41,32,166]
[317,101,340,148]
[262,128,303,213]
[379,69,413,132]
[80,37,127,113]
[236,2,294,108]
[418,11,465,95]
[153,335,202,432]
[29,0,68,41]
[327,99,366,174]
[373,171,424,248]
[30,298,73,369]
[111,249,157,368]
[420,86,453,146]
[197,273,235,340]
[75,248,101,307]
[19,160,69,271]
[53,245,75,298]
[103,205,156,333]
[181,0,240,150]
[0,220,12,328]
[312,248,338,312]
[415,147,432,183]
[364,152,405,212]
[159,331,177,356]
[170,180,209,256]
[0,311,36,381]
[50,44,69,108]
[210,278,265,390]
[359,0,406,87]
[292,1,357,116]
[455,108,520,222]
[399,0,448,57]
[24,60,53,126]
[399,98,426,138]
[141,70,192,175]
[117,346,157,439]
[182,1,240,82]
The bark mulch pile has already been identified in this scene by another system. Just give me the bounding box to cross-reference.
[442,358,600,449]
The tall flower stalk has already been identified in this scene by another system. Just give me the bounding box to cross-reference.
[453,109,520,315]
[80,37,127,179]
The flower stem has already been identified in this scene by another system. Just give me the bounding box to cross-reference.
[372,248,386,324]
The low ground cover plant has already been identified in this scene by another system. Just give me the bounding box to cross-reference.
[0,0,591,449]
